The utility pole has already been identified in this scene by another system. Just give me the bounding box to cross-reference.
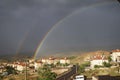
[76,64,78,74]
[25,59,27,80]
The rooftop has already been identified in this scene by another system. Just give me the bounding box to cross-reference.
[112,49,120,52]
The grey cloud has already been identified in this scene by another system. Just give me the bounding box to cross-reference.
[0,0,119,56]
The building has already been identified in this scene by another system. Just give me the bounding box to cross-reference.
[41,57,70,65]
[111,49,120,63]
[90,54,108,68]
[29,59,35,63]
[41,57,55,64]
[0,65,4,73]
[34,61,42,70]
[16,63,26,71]
[12,62,26,72]
[60,57,70,64]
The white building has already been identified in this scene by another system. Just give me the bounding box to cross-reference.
[0,66,4,73]
[90,55,108,68]
[16,64,25,71]
[41,57,60,65]
[34,61,42,70]
[29,59,35,63]
[60,57,70,64]
[41,57,70,65]
[12,62,26,72]
[41,57,54,64]
[111,49,120,63]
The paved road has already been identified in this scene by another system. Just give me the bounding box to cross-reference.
[56,65,77,80]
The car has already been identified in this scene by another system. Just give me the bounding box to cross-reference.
[74,75,86,80]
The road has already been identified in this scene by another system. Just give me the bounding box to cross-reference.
[56,65,77,80]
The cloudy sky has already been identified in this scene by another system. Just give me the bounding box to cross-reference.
[0,0,120,57]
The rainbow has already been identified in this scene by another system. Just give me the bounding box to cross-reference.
[16,1,115,59]
[16,29,31,56]
[15,25,36,56]
[34,1,115,59]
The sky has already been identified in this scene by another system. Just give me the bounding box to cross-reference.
[0,0,120,57]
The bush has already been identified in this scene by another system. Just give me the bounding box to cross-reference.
[108,56,112,62]
[38,65,57,80]
[103,62,111,67]
[5,66,17,75]
[94,65,100,68]
[78,62,90,74]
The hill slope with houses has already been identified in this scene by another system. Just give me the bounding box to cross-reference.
[68,50,110,64]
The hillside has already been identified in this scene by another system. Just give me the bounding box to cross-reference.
[68,50,110,64]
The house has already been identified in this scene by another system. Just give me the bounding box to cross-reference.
[0,65,4,73]
[111,49,120,63]
[41,57,59,65]
[41,57,54,64]
[29,59,35,63]
[16,63,26,71]
[60,57,70,64]
[12,62,26,71]
[34,61,42,70]
[41,57,70,65]
[47,57,55,64]
[90,54,108,68]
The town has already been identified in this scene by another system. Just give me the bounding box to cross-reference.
[0,49,120,80]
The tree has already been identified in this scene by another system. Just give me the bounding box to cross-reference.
[103,62,111,67]
[5,66,17,75]
[83,61,90,67]
[94,65,100,68]
[50,63,55,68]
[56,61,61,66]
[0,75,3,80]
[78,64,85,74]
[38,65,57,80]
[108,56,112,62]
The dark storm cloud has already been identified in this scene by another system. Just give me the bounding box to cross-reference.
[0,0,119,56]
[35,0,120,57]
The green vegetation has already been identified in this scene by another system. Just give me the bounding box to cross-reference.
[78,62,90,74]
[68,56,77,60]
[84,69,99,78]
[44,64,56,68]
[0,75,3,80]
[108,56,112,62]
[78,64,85,74]
[5,66,17,75]
[80,66,120,78]
[56,61,61,66]
[94,62,111,68]
[103,62,111,67]
[37,65,57,80]
[94,65,101,68]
